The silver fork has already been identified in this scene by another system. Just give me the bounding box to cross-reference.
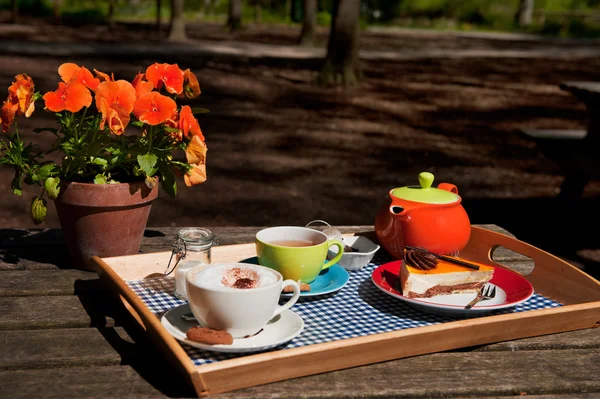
[465,284,497,310]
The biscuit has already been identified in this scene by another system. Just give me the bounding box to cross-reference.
[283,283,311,293]
[186,326,234,345]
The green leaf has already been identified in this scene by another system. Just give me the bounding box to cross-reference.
[160,170,177,197]
[163,127,181,133]
[31,196,47,225]
[94,174,108,184]
[137,153,158,176]
[10,175,22,196]
[191,108,210,114]
[44,177,60,199]
[131,121,144,127]
[36,163,57,182]
[91,157,108,167]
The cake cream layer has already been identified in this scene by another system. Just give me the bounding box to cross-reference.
[400,257,494,298]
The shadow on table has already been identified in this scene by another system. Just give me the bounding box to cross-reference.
[76,287,197,397]
[0,228,166,269]
[464,195,600,281]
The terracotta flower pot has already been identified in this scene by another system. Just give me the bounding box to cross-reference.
[53,181,159,271]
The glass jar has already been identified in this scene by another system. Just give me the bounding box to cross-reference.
[165,227,218,300]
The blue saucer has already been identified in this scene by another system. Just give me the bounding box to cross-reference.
[281,264,349,297]
[239,257,350,297]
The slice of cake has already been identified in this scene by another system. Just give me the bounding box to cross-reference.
[400,248,494,299]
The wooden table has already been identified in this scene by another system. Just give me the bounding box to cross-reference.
[2,225,600,398]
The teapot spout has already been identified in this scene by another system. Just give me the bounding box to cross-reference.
[390,205,404,215]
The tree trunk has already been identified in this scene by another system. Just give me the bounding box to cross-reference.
[227,0,242,31]
[107,0,116,31]
[298,0,317,46]
[318,0,362,86]
[11,0,18,24]
[255,3,261,24]
[169,0,188,42]
[52,0,62,25]
[156,0,162,31]
[515,0,534,27]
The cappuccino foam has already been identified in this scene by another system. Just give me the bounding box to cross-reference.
[194,264,278,289]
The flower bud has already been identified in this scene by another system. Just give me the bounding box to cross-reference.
[145,175,157,189]
[44,177,60,200]
[31,196,47,225]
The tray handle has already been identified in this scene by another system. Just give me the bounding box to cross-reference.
[461,226,600,305]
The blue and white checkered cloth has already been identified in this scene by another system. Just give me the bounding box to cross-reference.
[126,251,562,366]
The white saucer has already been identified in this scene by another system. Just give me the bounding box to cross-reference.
[161,304,304,353]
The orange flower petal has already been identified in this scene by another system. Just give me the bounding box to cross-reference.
[178,105,204,140]
[184,163,207,186]
[58,63,80,83]
[106,103,130,135]
[1,99,16,133]
[94,69,113,82]
[163,64,184,95]
[43,83,67,112]
[145,63,167,90]
[43,81,91,113]
[63,81,92,112]
[133,92,177,126]
[8,73,35,116]
[95,80,136,114]
[132,72,154,98]
[185,135,207,165]
[182,69,201,99]
[59,63,100,90]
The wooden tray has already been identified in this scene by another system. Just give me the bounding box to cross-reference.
[92,226,600,397]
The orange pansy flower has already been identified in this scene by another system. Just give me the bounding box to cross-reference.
[43,81,92,113]
[184,163,207,187]
[181,69,201,99]
[185,135,207,165]
[1,99,16,133]
[133,92,177,126]
[132,72,154,98]
[99,99,130,136]
[58,63,100,91]
[8,73,35,117]
[145,63,184,95]
[178,105,204,140]
[95,80,136,135]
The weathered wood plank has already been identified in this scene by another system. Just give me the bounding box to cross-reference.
[475,328,600,351]
[0,366,168,398]
[0,270,103,296]
[0,296,116,330]
[0,327,133,370]
[219,349,600,398]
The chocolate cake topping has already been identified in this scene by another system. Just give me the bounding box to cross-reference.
[404,249,438,270]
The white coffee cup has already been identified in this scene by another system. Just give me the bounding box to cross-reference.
[185,263,301,338]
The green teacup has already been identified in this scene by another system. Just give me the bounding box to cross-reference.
[255,226,344,284]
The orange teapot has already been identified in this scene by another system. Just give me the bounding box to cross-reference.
[374,172,471,259]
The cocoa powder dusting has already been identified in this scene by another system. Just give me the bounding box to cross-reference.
[232,278,256,289]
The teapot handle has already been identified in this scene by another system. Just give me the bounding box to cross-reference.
[437,183,458,194]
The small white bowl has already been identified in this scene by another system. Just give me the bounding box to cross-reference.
[327,236,380,271]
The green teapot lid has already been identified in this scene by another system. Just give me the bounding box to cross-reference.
[391,172,459,204]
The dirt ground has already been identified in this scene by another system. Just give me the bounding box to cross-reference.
[1,19,599,271]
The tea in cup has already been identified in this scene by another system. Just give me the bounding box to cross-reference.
[255,226,344,283]
[185,263,300,338]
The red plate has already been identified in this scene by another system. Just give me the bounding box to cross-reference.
[371,261,534,317]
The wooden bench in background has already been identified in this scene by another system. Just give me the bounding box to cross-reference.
[520,82,600,205]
